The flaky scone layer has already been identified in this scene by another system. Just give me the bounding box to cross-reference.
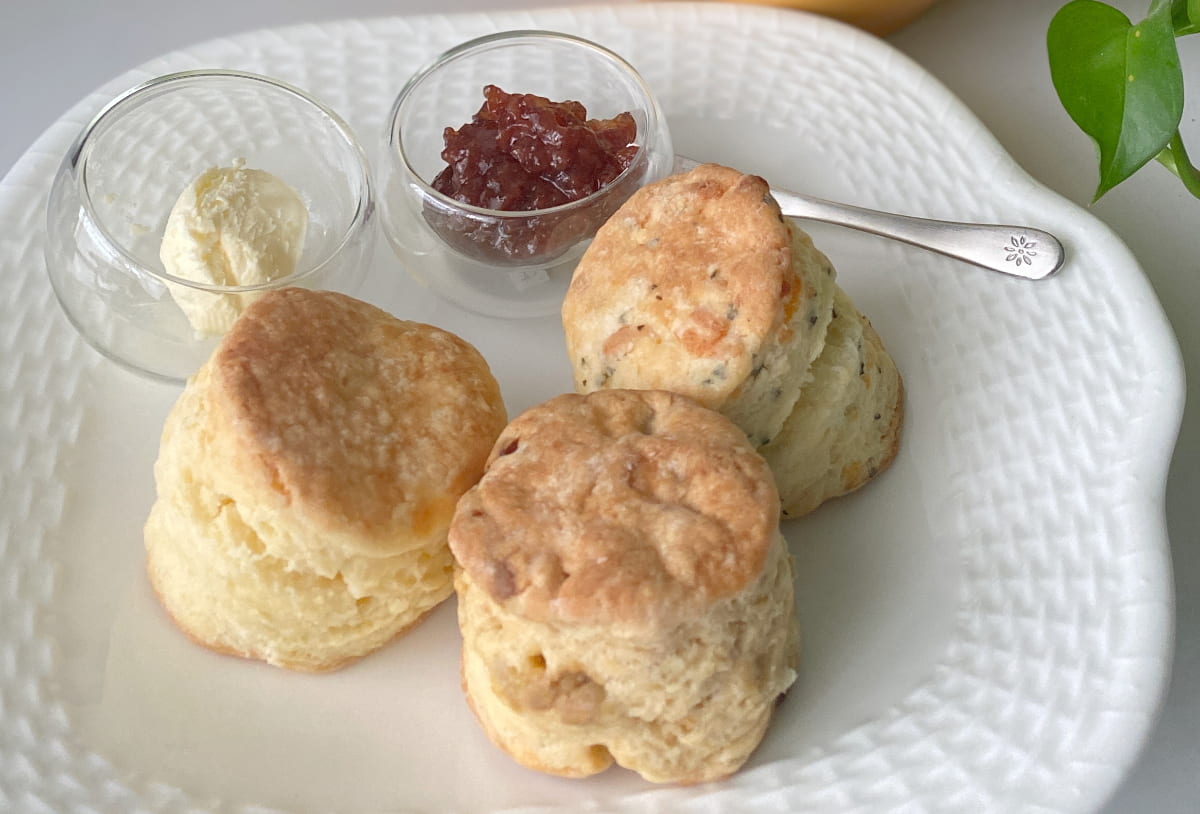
[457,534,799,783]
[761,287,904,518]
[145,483,454,671]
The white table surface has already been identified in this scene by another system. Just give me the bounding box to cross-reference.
[2,1,1195,811]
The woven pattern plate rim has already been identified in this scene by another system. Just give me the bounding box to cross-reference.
[0,4,1184,813]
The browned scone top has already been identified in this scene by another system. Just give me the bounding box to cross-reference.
[562,163,804,410]
[202,287,507,556]
[448,389,780,631]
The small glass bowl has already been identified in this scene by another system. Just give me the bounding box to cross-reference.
[380,30,673,319]
[44,69,375,383]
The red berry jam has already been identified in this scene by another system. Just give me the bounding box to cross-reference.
[425,85,641,264]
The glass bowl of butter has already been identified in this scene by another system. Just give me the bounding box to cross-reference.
[44,69,375,383]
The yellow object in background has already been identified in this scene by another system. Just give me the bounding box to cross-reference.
[691,0,940,36]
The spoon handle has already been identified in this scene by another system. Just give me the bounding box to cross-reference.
[672,156,1065,280]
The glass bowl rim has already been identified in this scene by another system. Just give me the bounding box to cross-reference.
[68,68,374,294]
[384,29,666,222]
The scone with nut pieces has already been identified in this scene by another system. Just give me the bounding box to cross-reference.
[562,162,902,517]
[450,389,799,784]
[144,287,507,672]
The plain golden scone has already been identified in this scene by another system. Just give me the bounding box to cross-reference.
[143,287,507,671]
[760,287,904,517]
[562,162,902,516]
[449,389,800,784]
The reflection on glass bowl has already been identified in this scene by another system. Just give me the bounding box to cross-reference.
[44,69,375,384]
[380,30,673,319]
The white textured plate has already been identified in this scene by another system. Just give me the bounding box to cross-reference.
[0,4,1184,813]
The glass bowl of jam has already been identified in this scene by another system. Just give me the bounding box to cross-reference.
[381,30,673,318]
[43,70,375,383]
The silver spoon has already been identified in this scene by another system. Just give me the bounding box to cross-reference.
[673,156,1065,280]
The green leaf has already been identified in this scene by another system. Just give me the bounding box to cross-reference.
[1174,0,1200,35]
[1156,133,1200,196]
[1048,0,1185,199]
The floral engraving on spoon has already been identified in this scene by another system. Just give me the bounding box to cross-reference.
[1005,235,1038,267]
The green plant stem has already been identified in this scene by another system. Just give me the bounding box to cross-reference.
[1155,131,1200,197]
